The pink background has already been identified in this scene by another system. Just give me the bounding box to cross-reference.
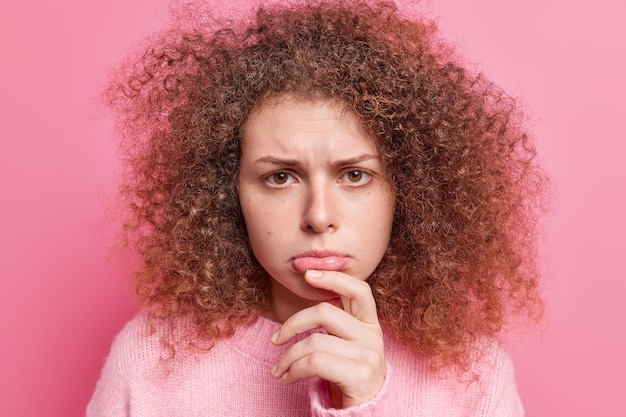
[1,0,624,415]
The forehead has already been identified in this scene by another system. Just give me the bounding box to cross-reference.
[241,95,377,155]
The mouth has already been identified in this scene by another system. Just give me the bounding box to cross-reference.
[290,251,350,273]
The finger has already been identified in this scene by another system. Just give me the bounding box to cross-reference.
[271,301,380,345]
[271,332,354,378]
[280,351,352,385]
[341,296,352,315]
[279,350,385,406]
[304,270,379,324]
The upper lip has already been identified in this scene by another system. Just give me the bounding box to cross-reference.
[291,250,347,260]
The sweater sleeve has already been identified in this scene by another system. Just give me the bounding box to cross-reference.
[483,345,525,417]
[309,339,524,417]
[309,365,400,417]
[85,319,139,417]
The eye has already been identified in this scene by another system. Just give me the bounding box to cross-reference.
[266,172,295,187]
[341,170,370,186]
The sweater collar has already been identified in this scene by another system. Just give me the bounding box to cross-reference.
[223,314,324,365]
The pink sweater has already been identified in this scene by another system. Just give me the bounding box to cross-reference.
[87,313,524,416]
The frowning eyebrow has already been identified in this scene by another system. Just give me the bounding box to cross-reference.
[255,154,379,168]
[254,156,302,167]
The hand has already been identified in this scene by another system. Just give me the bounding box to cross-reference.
[269,270,386,409]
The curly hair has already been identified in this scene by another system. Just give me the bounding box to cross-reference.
[105,0,547,366]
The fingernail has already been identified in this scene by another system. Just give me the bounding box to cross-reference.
[270,330,279,343]
[270,364,277,376]
[307,270,323,279]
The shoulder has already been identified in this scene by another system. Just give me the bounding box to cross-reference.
[468,338,523,414]
[101,312,206,377]
[87,313,161,416]
[110,313,161,353]
[99,313,165,375]
[384,333,515,380]
[467,337,518,389]
[382,334,523,416]
[87,313,204,416]
[111,312,154,347]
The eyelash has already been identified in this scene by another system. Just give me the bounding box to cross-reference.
[263,169,372,188]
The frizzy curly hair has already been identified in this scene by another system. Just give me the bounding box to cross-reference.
[105,0,547,365]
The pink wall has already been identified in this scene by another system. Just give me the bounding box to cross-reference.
[1,0,624,415]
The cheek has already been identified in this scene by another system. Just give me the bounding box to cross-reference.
[375,193,395,228]
[375,201,395,249]
[242,211,289,270]
[238,184,259,228]
[239,193,260,242]
[241,210,267,258]
[241,205,279,247]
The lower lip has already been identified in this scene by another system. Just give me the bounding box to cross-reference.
[291,256,349,273]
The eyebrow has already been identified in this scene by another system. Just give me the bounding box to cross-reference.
[255,154,380,168]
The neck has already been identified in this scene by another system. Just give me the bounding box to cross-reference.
[263,280,318,323]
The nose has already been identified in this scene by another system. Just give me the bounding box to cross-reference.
[301,180,338,233]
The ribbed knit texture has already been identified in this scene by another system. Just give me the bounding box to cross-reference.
[87,313,524,416]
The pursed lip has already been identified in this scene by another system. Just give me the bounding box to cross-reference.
[293,250,347,259]
[290,250,350,273]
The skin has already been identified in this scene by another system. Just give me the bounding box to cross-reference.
[238,95,395,408]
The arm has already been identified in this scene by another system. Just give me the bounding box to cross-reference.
[85,323,135,417]
[484,345,525,417]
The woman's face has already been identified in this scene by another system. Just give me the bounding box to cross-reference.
[238,95,395,321]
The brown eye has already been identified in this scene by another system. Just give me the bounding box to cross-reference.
[341,170,370,186]
[273,173,288,184]
[267,172,293,186]
[347,170,363,182]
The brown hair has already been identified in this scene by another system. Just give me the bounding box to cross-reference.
[106,0,547,366]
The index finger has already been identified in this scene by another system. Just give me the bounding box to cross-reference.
[304,269,379,324]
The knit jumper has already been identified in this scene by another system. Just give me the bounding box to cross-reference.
[87,313,524,416]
